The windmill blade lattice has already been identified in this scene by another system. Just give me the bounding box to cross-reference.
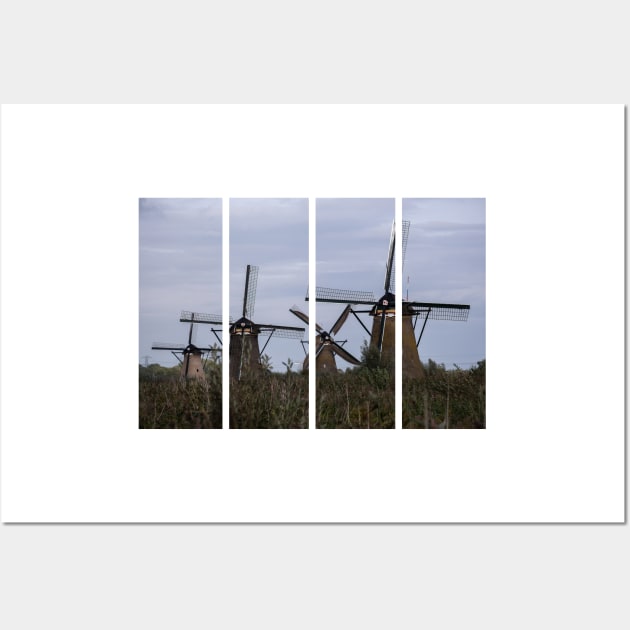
[180,311,225,325]
[257,325,305,339]
[401,219,410,266]
[383,221,396,293]
[242,265,259,319]
[407,302,470,321]
[384,220,410,294]
[308,286,375,305]
[390,220,410,293]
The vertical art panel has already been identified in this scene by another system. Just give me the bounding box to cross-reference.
[139,198,223,429]
[402,199,486,429]
[229,199,309,429]
[315,199,396,429]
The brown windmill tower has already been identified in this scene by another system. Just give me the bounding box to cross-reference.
[229,265,305,380]
[152,311,223,380]
[310,221,470,379]
[289,304,361,373]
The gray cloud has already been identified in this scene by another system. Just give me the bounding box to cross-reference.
[139,197,485,370]
[403,198,486,366]
[139,198,222,366]
[230,198,309,368]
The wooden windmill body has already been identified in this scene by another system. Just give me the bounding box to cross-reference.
[152,311,223,380]
[290,304,361,373]
[367,294,424,378]
[310,220,470,379]
[230,265,305,380]
[229,319,262,379]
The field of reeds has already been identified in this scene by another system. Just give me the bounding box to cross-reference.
[403,359,486,429]
[316,368,395,429]
[230,372,308,429]
[139,363,222,429]
[138,362,309,429]
[139,358,485,429]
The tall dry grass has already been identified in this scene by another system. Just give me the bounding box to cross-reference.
[403,360,486,429]
[229,372,308,429]
[139,377,222,429]
[316,368,395,429]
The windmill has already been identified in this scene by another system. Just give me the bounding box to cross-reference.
[179,311,226,350]
[289,304,361,373]
[230,265,305,380]
[152,311,223,380]
[310,220,470,378]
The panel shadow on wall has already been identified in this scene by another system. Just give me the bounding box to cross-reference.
[315,198,395,429]
[229,198,308,429]
[138,198,223,429]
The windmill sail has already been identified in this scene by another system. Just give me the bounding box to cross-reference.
[230,264,304,380]
[289,304,360,372]
[406,302,470,321]
[151,342,188,351]
[329,304,352,336]
[383,221,396,293]
[179,310,227,347]
[382,219,410,294]
[307,286,375,305]
[308,217,469,378]
[152,342,216,352]
[242,264,259,319]
[257,324,305,339]
[390,220,410,294]
[151,307,224,380]
[180,311,224,325]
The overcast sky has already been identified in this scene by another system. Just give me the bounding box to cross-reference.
[230,198,308,371]
[140,197,485,370]
[139,198,222,367]
[315,198,485,369]
[316,198,395,365]
[403,198,486,367]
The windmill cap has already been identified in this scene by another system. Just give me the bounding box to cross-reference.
[377,291,395,306]
[371,291,396,314]
[230,316,258,334]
